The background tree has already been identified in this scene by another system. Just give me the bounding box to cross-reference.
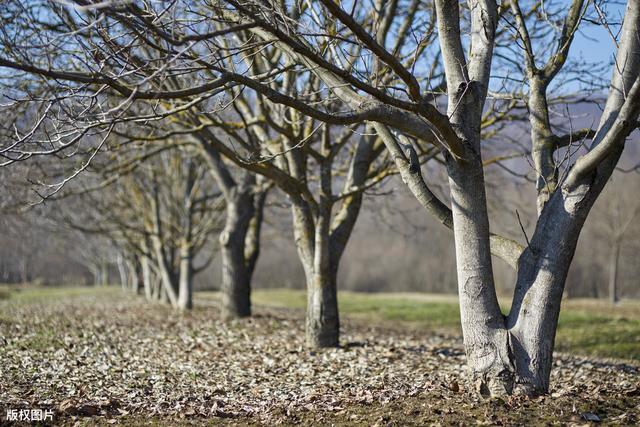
[0,0,269,316]
[53,143,225,310]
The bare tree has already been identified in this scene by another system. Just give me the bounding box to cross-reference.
[55,144,224,310]
[588,173,640,303]
[195,104,391,346]
[0,1,269,317]
[104,116,270,316]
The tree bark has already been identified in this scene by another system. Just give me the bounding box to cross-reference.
[434,0,509,391]
[425,0,640,398]
[141,255,153,300]
[124,258,140,294]
[608,238,621,304]
[244,188,268,280]
[151,236,179,307]
[292,132,344,348]
[177,244,193,310]
[529,78,558,214]
[99,264,109,287]
[292,201,341,348]
[220,186,255,319]
[499,1,640,396]
[305,266,339,348]
[200,142,266,319]
[117,255,128,290]
[308,192,340,348]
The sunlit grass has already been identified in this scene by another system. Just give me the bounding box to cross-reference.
[3,285,639,360]
[0,285,119,305]
[250,288,640,360]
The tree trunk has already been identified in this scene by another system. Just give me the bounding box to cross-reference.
[141,256,153,300]
[177,244,193,310]
[117,255,128,291]
[292,146,341,348]
[446,152,512,396]
[494,2,640,396]
[159,283,170,304]
[444,106,588,396]
[201,143,265,320]
[504,186,594,395]
[19,257,30,284]
[87,264,98,287]
[151,237,179,307]
[304,200,340,348]
[305,265,339,348]
[445,173,592,396]
[99,264,109,287]
[244,188,268,280]
[608,238,621,304]
[128,259,141,295]
[293,215,341,349]
[153,274,162,301]
[220,188,254,319]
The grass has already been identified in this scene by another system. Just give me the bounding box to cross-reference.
[250,288,640,360]
[3,285,639,360]
[252,290,462,328]
[0,285,119,305]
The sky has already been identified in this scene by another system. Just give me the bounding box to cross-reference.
[572,3,627,68]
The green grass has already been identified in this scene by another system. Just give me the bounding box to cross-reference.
[251,289,640,360]
[252,289,461,325]
[3,286,639,360]
[555,311,640,360]
[0,285,119,305]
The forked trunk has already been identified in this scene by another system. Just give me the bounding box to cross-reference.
[152,237,179,307]
[468,165,613,396]
[200,141,264,319]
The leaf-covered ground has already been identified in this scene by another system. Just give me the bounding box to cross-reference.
[0,287,639,426]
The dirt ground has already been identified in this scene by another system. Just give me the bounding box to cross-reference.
[0,289,639,426]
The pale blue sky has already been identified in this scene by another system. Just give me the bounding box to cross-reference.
[572,3,626,67]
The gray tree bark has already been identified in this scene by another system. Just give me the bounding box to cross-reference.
[608,239,621,305]
[292,200,341,348]
[291,130,378,348]
[219,186,255,318]
[141,255,153,301]
[464,0,640,396]
[177,243,193,310]
[117,254,128,291]
[200,141,268,319]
